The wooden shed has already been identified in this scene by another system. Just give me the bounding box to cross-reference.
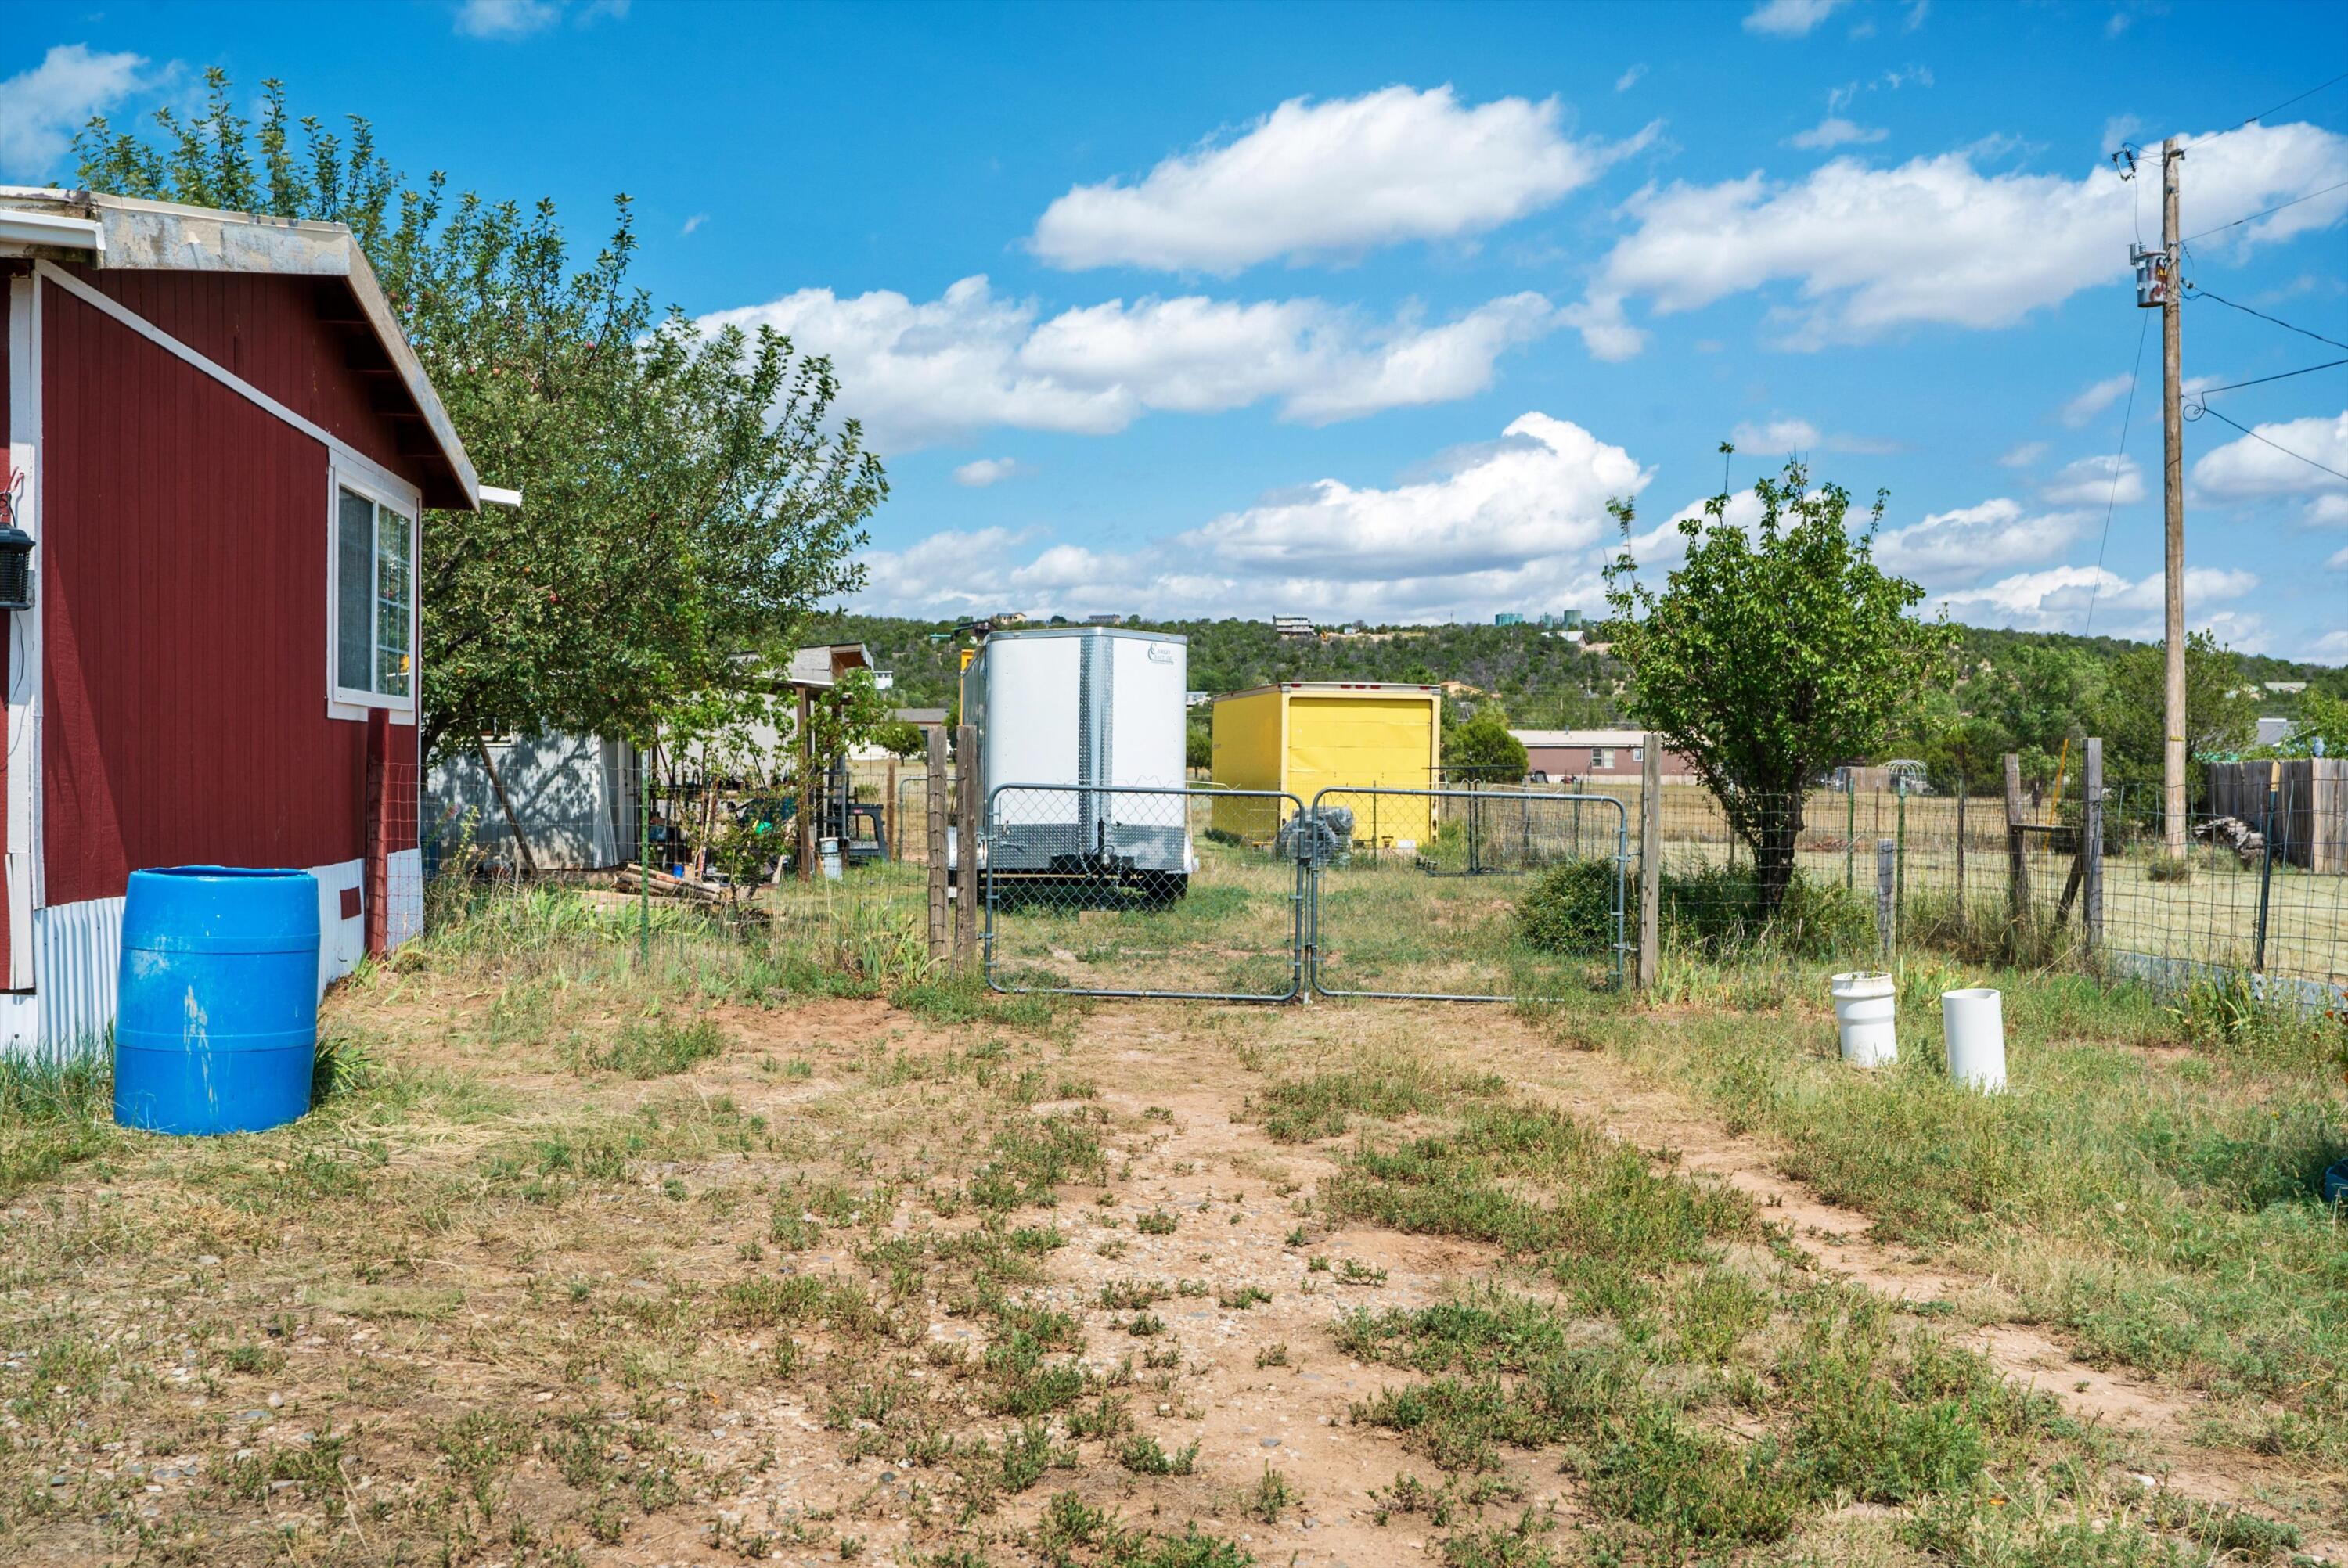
[2,189,479,1052]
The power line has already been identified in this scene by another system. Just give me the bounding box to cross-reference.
[2236,67,2348,128]
[2081,309,2154,640]
[2188,356,2348,397]
[2184,284,2348,351]
[2179,175,2348,243]
[2193,404,2348,487]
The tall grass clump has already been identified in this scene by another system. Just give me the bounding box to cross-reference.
[0,1045,121,1200]
[1516,860,1871,962]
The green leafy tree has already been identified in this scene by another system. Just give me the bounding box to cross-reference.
[75,72,885,765]
[1604,460,1956,914]
[1444,709,1528,782]
[2091,631,2255,811]
[2277,689,2348,757]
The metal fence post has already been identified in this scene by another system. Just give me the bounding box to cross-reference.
[1845,786,1856,893]
[955,725,979,964]
[1877,837,1896,962]
[2083,739,2103,957]
[1637,736,1661,988]
[2004,753,2030,936]
[2254,758,2280,973]
[1894,778,1907,935]
[925,726,948,960]
[637,741,652,966]
[1955,774,1967,915]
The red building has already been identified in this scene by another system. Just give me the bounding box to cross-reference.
[1511,728,1698,782]
[1,189,479,1052]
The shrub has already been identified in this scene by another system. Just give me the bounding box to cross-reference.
[1515,859,1871,962]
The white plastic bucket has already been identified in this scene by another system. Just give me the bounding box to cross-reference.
[818,837,844,881]
[1941,987,2006,1092]
[1830,971,1897,1068]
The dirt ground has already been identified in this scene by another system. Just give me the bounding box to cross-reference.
[4,970,2339,1567]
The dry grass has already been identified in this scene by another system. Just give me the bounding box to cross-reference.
[1,870,2340,1566]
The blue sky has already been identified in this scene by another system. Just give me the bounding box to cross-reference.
[7,0,2346,659]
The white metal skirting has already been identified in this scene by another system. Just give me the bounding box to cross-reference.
[0,854,420,1059]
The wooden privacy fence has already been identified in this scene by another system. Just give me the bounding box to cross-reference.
[2205,759,2346,873]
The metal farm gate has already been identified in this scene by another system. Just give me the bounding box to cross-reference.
[981,783,1626,1003]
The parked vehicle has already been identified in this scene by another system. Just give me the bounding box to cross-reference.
[959,627,1194,900]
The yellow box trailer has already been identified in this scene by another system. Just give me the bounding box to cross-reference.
[1209,682,1442,844]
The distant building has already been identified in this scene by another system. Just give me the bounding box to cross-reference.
[1084,613,1128,626]
[994,610,1029,625]
[1539,609,1584,630]
[1273,614,1315,638]
[1512,729,1697,782]
[1495,612,1525,627]
[2256,716,2296,749]
[2264,682,2307,696]
[1184,691,1213,708]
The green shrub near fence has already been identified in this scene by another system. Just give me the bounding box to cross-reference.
[1517,859,1873,963]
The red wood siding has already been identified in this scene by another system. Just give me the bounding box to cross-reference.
[67,265,432,494]
[40,278,416,908]
[1,285,9,979]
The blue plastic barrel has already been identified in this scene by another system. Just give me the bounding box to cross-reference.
[113,867,321,1135]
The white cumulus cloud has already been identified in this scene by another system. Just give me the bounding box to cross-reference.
[1565,120,2348,358]
[1745,0,1853,35]
[2191,409,2348,499]
[0,45,152,181]
[952,458,1032,487]
[1028,85,1655,273]
[1936,563,2259,638]
[852,412,1647,622]
[1789,117,1888,150]
[2061,373,2135,427]
[1872,498,2093,588]
[2040,452,2143,506]
[698,276,1557,451]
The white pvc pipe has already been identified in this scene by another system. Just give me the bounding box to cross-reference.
[1942,987,2006,1092]
[1830,970,1897,1068]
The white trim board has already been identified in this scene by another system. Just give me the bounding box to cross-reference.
[6,272,42,988]
[32,260,424,512]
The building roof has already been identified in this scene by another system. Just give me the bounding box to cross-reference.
[1211,681,1439,703]
[787,642,873,689]
[1511,728,1648,748]
[0,187,478,510]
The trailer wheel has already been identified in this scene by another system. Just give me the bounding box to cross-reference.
[1133,872,1189,908]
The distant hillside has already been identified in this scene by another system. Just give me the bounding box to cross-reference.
[802,614,1628,726]
[801,612,2345,729]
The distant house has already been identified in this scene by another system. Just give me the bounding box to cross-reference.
[2256,716,2296,749]
[1512,729,1696,782]
[1083,613,1129,626]
[1,189,480,1052]
[1272,614,1315,638]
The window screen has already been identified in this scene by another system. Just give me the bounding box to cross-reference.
[376,505,412,696]
[337,488,375,692]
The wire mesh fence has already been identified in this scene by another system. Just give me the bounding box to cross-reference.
[395,736,2346,1013]
[982,785,1304,1001]
[1308,787,1627,998]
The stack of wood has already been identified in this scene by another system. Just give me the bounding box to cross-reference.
[2191,816,2266,868]
[615,862,726,904]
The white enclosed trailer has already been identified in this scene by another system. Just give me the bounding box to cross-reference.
[960,627,1194,897]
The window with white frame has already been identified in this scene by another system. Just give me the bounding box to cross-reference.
[333,480,414,707]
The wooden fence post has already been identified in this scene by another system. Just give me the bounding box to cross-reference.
[1637,735,1661,989]
[2004,753,2030,934]
[925,727,948,960]
[955,724,980,964]
[1877,837,1896,962]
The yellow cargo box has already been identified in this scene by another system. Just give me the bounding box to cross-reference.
[1208,682,1442,845]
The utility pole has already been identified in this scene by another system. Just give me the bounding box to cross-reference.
[2159,136,2187,859]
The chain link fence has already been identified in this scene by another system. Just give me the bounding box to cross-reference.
[981,784,1305,1001]
[1308,786,1627,998]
